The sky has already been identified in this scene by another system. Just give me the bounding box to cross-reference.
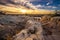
[0,0,60,10]
[29,0,60,10]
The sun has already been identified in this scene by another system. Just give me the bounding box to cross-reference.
[21,9,27,13]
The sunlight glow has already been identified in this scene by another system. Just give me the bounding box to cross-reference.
[21,9,27,13]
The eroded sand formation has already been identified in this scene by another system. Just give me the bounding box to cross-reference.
[0,15,60,40]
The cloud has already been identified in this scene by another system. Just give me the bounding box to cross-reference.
[35,4,57,9]
[0,0,59,10]
[36,4,43,7]
[27,0,39,2]
[0,0,38,10]
[47,6,57,9]
[58,5,60,6]
[46,2,50,5]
